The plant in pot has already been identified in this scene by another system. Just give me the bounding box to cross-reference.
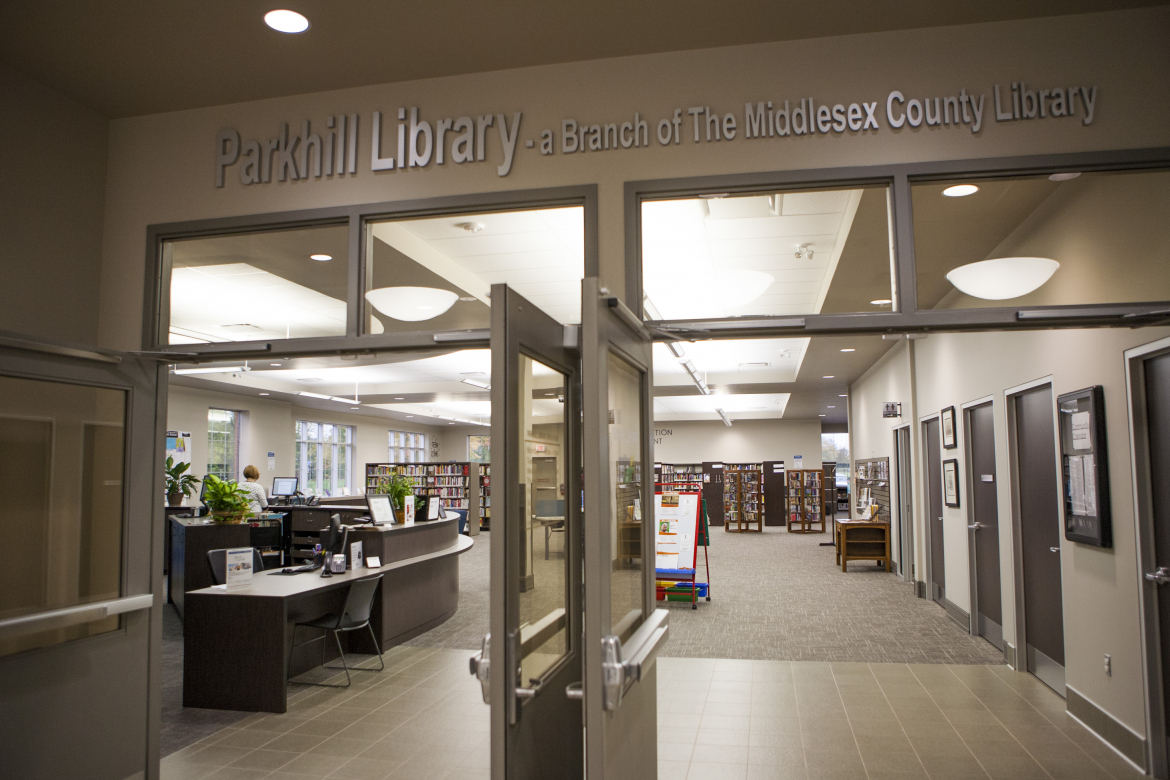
[165,456,200,507]
[201,475,254,524]
[385,474,416,524]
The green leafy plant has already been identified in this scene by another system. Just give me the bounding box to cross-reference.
[165,456,200,503]
[384,473,416,511]
[201,474,254,524]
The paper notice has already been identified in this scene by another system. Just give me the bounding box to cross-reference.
[1071,411,1092,450]
[1082,454,1097,517]
[1068,456,1086,517]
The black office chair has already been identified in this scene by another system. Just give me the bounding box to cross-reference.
[288,574,385,688]
[206,547,266,585]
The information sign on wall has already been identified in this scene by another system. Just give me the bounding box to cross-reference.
[1057,385,1111,548]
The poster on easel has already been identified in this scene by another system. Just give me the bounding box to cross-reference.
[166,430,192,466]
[655,491,700,571]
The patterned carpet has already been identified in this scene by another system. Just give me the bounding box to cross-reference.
[405,526,1004,665]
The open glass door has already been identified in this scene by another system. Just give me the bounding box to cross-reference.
[479,284,584,779]
[581,278,669,780]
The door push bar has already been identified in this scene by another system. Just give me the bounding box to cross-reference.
[600,609,670,712]
[0,594,154,640]
[468,631,546,725]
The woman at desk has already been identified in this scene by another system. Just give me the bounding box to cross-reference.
[238,465,268,513]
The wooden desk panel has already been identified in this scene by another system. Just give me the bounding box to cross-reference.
[168,517,250,618]
[835,520,891,572]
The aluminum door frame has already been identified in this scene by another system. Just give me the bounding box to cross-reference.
[581,277,665,780]
[1126,335,1170,778]
[0,338,165,780]
[488,285,584,780]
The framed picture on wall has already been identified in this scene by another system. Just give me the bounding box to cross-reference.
[943,459,960,507]
[941,406,957,449]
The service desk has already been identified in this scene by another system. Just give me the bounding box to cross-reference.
[183,517,469,713]
[835,519,891,572]
[168,516,250,618]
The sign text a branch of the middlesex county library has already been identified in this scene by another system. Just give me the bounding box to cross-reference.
[214,82,1098,186]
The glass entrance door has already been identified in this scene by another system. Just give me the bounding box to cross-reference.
[483,284,583,779]
[581,278,668,780]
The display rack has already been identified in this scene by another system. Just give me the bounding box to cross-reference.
[853,458,891,522]
[723,463,762,532]
[787,469,825,533]
[478,464,491,531]
[655,463,704,492]
[365,462,482,524]
[822,463,838,521]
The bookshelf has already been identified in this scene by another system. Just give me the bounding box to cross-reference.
[478,464,491,531]
[723,463,762,533]
[655,463,704,492]
[853,458,890,522]
[365,462,482,528]
[787,469,825,533]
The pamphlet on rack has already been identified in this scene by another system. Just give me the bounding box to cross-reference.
[225,548,253,589]
[654,491,699,571]
[350,540,363,569]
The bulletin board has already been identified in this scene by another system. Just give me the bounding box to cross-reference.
[166,430,192,466]
[654,491,700,571]
[1057,385,1111,548]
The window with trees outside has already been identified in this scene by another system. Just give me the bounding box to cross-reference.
[468,435,490,463]
[296,421,354,496]
[389,430,427,463]
[207,408,240,481]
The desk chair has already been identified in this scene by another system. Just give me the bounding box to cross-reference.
[206,548,266,585]
[288,574,385,688]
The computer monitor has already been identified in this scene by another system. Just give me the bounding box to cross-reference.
[272,477,298,497]
[321,514,349,558]
[366,494,394,526]
[198,478,210,507]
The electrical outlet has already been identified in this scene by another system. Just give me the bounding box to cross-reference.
[1104,654,1112,676]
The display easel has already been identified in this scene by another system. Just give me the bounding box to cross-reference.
[654,492,712,609]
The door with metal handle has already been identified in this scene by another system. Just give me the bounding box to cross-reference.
[1146,567,1170,585]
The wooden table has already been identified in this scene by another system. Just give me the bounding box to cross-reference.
[183,518,471,712]
[835,519,891,572]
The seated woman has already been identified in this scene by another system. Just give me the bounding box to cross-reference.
[238,465,268,514]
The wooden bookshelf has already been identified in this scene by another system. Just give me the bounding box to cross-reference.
[724,463,762,533]
[478,464,490,531]
[787,469,825,533]
[853,458,891,522]
[655,463,704,492]
[365,462,482,527]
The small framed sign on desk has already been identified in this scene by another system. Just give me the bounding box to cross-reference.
[1058,385,1111,547]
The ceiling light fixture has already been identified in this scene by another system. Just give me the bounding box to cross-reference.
[365,287,459,321]
[819,414,827,417]
[946,257,1060,300]
[172,366,247,375]
[455,222,485,233]
[330,396,359,405]
[270,363,282,366]
[298,391,331,400]
[259,392,270,396]
[264,9,310,33]
[309,253,331,261]
[458,296,477,302]
[823,375,835,379]
[840,348,855,353]
[1049,172,1081,182]
[462,379,490,389]
[870,299,892,305]
[943,184,979,197]
[840,394,848,397]
[395,397,404,400]
[716,408,732,427]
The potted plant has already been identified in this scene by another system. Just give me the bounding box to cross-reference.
[384,474,416,524]
[165,456,200,507]
[201,475,254,524]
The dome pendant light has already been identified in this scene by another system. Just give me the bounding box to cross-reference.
[365,287,459,321]
[946,257,1059,300]
[264,10,310,33]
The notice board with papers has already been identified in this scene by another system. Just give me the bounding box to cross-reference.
[1057,385,1111,548]
[655,491,700,570]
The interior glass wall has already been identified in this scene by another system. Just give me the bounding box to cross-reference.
[364,206,585,334]
[165,222,349,344]
[912,168,1170,310]
[608,352,644,638]
[641,184,895,320]
[0,375,126,657]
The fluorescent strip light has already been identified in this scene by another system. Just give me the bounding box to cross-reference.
[298,391,332,400]
[716,408,732,427]
[330,397,359,404]
[172,366,246,375]
[462,379,491,389]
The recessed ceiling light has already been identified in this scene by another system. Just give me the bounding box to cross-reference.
[943,184,979,197]
[459,297,477,302]
[828,406,835,408]
[264,9,310,33]
[839,394,848,397]
[394,397,404,400]
[448,422,455,425]
[309,253,331,261]
[871,299,892,305]
[819,414,826,417]
[1049,172,1081,182]
[351,407,359,410]
[270,363,281,366]
[259,392,270,396]
[823,375,835,379]
[405,415,413,418]
[840,348,855,353]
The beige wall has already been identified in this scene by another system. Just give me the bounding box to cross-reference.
[0,64,108,345]
[653,418,823,467]
[97,7,1170,350]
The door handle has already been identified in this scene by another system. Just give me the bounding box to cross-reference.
[468,633,490,704]
[1049,547,1060,553]
[565,681,583,700]
[600,609,670,712]
[968,523,984,530]
[1146,567,1170,585]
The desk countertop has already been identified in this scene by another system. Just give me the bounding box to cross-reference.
[187,533,473,600]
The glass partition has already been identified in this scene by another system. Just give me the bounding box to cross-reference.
[364,206,585,334]
[516,354,570,684]
[0,375,126,657]
[608,351,644,637]
[641,184,895,319]
[165,222,349,344]
[912,168,1170,310]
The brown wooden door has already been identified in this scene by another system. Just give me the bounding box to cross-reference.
[968,403,1003,649]
[924,418,945,604]
[1014,385,1065,694]
[1144,352,1170,742]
